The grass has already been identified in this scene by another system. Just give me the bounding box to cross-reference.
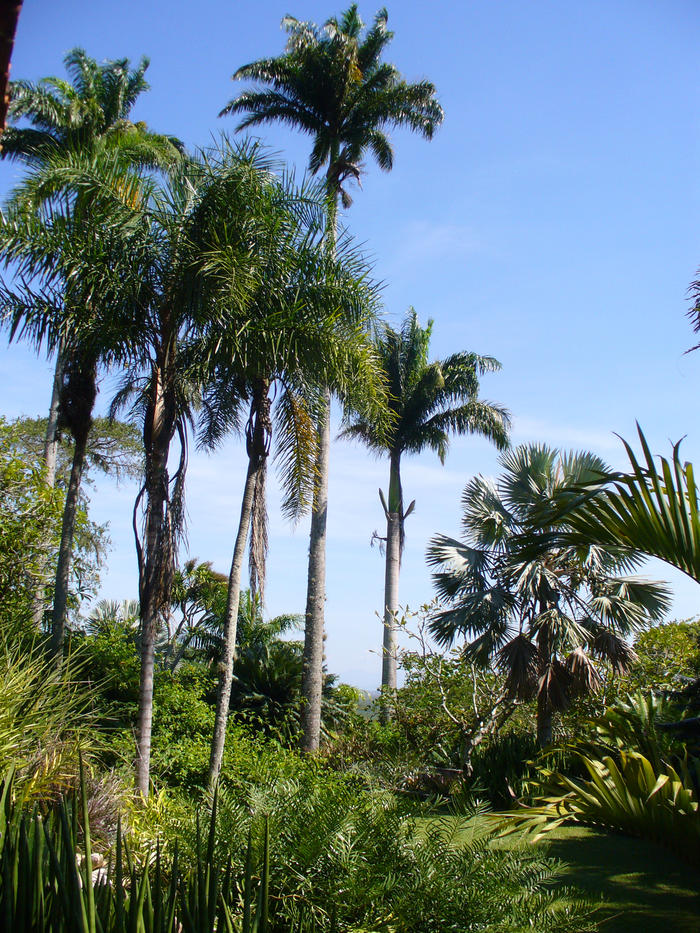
[419,815,699,931]
[535,824,700,933]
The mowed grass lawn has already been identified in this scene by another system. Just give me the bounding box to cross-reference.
[417,817,699,931]
[537,825,699,932]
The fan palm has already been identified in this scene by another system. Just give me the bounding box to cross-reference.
[342,309,510,701]
[222,5,443,752]
[427,445,671,746]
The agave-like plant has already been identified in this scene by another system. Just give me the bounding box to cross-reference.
[501,748,700,864]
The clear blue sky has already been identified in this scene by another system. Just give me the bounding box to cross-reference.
[2,0,700,688]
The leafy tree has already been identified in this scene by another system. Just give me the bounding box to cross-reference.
[5,415,142,486]
[0,417,104,636]
[342,309,509,701]
[222,5,444,751]
[428,445,671,746]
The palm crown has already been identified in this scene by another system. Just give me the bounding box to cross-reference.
[220,5,443,207]
[343,309,510,520]
[3,47,181,170]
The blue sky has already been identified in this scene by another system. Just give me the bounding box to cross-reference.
[2,0,700,688]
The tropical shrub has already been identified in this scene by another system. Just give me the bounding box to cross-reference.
[503,748,700,865]
[501,692,700,863]
[0,645,95,803]
[168,772,594,932]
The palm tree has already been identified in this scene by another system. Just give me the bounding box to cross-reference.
[48,137,379,794]
[427,445,671,746]
[190,167,382,787]
[1,48,181,647]
[341,309,510,705]
[0,194,137,654]
[221,4,444,751]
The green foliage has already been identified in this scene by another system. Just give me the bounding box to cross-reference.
[465,732,541,809]
[5,416,143,486]
[502,693,700,863]
[547,425,700,583]
[0,418,63,631]
[0,769,274,933]
[503,749,700,865]
[162,772,593,932]
[627,618,700,692]
[0,417,108,633]
[0,646,95,803]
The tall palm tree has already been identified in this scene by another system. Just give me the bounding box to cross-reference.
[221,4,444,751]
[0,193,140,654]
[190,168,382,787]
[342,309,510,704]
[427,445,671,746]
[48,137,379,795]
[1,48,181,646]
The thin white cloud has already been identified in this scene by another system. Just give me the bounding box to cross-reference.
[388,219,483,270]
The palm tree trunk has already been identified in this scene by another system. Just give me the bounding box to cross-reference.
[301,386,331,752]
[536,618,553,747]
[380,452,402,720]
[208,457,257,786]
[50,422,88,662]
[301,172,339,753]
[136,358,176,798]
[209,385,269,787]
[0,0,22,144]
[44,347,64,488]
[30,347,65,629]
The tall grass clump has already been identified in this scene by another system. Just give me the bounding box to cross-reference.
[0,644,95,803]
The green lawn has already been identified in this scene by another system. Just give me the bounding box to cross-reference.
[417,816,699,930]
[534,825,699,932]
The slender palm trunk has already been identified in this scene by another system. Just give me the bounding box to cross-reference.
[50,421,89,662]
[301,173,338,753]
[536,615,553,747]
[30,348,65,629]
[380,451,402,720]
[209,384,269,787]
[301,386,331,752]
[136,353,176,797]
[44,347,64,488]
